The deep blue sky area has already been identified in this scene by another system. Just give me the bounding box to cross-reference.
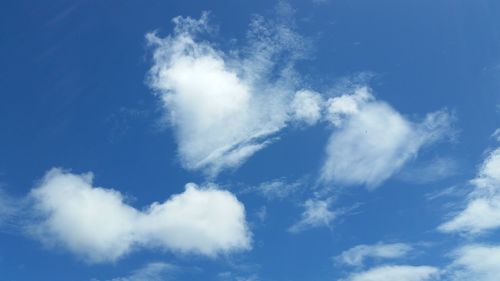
[0,1,499,281]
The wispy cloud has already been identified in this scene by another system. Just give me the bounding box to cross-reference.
[335,242,413,267]
[288,198,337,233]
[397,157,459,185]
[102,262,174,281]
[242,178,304,201]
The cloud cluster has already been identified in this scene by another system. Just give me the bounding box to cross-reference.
[147,12,311,176]
[439,146,500,234]
[147,12,454,188]
[336,242,413,267]
[28,168,251,263]
[321,87,454,188]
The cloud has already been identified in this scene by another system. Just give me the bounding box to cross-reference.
[288,198,336,233]
[445,244,500,281]
[28,168,251,263]
[244,178,303,200]
[397,157,459,184]
[146,11,310,176]
[438,147,500,234]
[335,242,413,267]
[321,87,454,188]
[290,90,324,126]
[341,265,439,281]
[492,129,500,141]
[104,262,173,281]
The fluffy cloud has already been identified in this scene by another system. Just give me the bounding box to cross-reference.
[290,90,323,126]
[321,87,454,188]
[288,198,336,233]
[28,168,251,263]
[336,242,413,267]
[439,147,500,234]
[146,12,310,176]
[342,265,439,281]
[445,244,500,281]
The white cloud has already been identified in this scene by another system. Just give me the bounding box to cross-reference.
[106,262,173,281]
[28,168,251,263]
[336,243,413,267]
[492,128,500,141]
[439,147,500,234]
[325,87,374,127]
[288,198,336,233]
[342,265,439,281]
[290,90,323,126]
[446,244,500,281]
[321,87,454,188]
[146,12,309,176]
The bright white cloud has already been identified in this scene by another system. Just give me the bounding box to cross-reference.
[321,87,454,188]
[28,168,251,263]
[288,198,336,233]
[446,244,500,281]
[439,147,500,234]
[336,243,413,267]
[146,12,309,176]
[342,265,439,281]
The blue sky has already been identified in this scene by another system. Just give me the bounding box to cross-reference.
[0,0,500,280]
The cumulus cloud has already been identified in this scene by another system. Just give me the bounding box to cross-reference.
[341,265,439,281]
[321,87,454,188]
[290,90,323,126]
[288,198,336,233]
[439,147,500,234]
[335,242,413,267]
[445,244,500,281]
[146,11,311,176]
[28,168,251,263]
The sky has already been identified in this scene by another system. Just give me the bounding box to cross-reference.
[0,0,500,281]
